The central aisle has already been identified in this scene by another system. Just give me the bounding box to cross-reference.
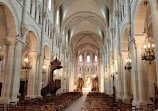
[65,95,87,111]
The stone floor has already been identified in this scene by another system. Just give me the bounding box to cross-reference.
[65,95,86,111]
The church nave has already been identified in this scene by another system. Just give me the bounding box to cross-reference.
[0,0,158,111]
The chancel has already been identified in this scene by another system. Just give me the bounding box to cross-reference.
[0,0,158,111]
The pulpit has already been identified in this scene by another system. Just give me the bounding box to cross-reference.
[41,57,62,96]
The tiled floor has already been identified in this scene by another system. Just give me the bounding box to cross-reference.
[65,95,86,111]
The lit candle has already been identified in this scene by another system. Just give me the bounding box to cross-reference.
[148,43,150,48]
[24,58,29,62]
[144,45,147,49]
[152,44,155,48]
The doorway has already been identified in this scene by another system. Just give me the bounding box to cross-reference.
[19,79,28,99]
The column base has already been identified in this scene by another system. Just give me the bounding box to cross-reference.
[106,90,111,95]
[123,97,131,104]
[25,95,35,99]
[138,100,153,106]
[36,95,42,98]
[117,95,123,100]
[0,97,11,104]
[116,92,122,100]
[10,97,19,103]
[132,99,138,107]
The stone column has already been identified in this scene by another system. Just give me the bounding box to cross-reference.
[34,5,47,97]
[10,41,23,102]
[58,68,64,94]
[150,0,158,86]
[66,64,69,92]
[26,52,39,98]
[117,53,123,100]
[130,39,139,106]
[0,37,16,103]
[35,53,43,98]
[44,59,51,86]
[22,0,29,24]
[69,52,74,92]
[100,54,105,93]
[122,52,132,103]
[107,66,111,95]
[110,66,114,96]
[104,70,108,93]
[135,35,152,105]
[62,67,67,92]
[149,62,156,98]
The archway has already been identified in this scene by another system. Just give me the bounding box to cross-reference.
[20,31,39,99]
[133,0,156,105]
[82,75,93,93]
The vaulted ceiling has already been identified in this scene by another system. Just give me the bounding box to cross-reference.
[55,0,113,56]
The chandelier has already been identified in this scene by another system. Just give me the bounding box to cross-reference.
[21,53,32,71]
[141,1,155,64]
[0,46,3,61]
[141,40,155,64]
[125,53,132,70]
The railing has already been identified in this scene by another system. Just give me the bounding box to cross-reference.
[41,79,61,96]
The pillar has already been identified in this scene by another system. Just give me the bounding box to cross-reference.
[26,52,39,98]
[69,51,74,92]
[0,37,17,103]
[122,52,132,103]
[150,0,158,86]
[100,55,105,93]
[10,41,23,102]
[117,53,123,100]
[107,66,111,95]
[135,35,152,105]
[35,53,43,98]
[44,59,51,86]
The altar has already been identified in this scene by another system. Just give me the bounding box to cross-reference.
[82,87,91,92]
[82,86,91,94]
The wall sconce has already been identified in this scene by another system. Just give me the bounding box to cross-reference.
[21,54,32,71]
[42,64,47,74]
